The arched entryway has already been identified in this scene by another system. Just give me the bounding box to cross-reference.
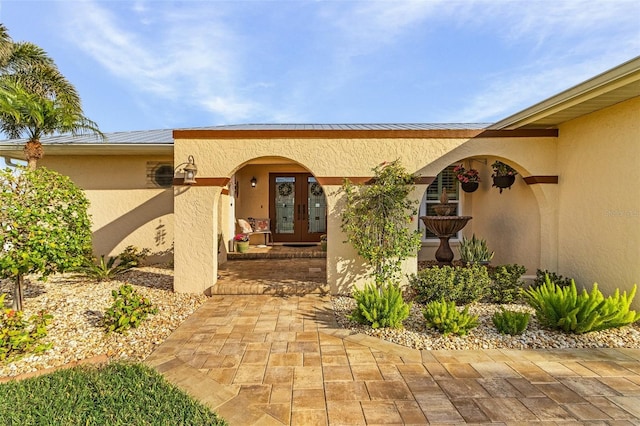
[231,158,327,246]
[212,157,329,295]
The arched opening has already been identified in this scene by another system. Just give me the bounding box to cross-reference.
[416,156,543,273]
[230,157,327,246]
[212,156,329,295]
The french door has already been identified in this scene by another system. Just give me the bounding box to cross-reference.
[269,173,327,242]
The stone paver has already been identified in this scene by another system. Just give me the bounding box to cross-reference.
[145,259,640,425]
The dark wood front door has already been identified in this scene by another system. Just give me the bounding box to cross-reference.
[269,173,327,242]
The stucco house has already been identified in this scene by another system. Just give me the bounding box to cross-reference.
[1,57,639,306]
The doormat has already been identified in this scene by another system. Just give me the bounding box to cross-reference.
[282,243,317,247]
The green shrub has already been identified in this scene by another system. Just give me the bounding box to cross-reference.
[524,277,640,334]
[103,284,158,333]
[423,299,478,336]
[492,309,530,335]
[533,269,573,288]
[0,294,52,361]
[408,264,490,305]
[458,234,494,264]
[488,264,527,303]
[349,282,411,329]
[77,246,149,282]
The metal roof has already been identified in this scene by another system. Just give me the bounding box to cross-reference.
[185,123,491,131]
[0,128,174,145]
[0,123,492,148]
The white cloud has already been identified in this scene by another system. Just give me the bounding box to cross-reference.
[61,0,263,123]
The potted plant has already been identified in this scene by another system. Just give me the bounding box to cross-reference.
[234,233,250,253]
[491,161,518,193]
[453,164,480,193]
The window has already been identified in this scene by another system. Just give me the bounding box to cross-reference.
[147,162,173,188]
[419,165,460,241]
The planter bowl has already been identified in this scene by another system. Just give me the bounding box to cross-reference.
[492,175,516,193]
[236,241,250,253]
[460,181,479,193]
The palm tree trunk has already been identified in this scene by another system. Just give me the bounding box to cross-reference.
[24,139,43,170]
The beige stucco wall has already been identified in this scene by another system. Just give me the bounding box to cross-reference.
[557,96,640,306]
[39,155,174,263]
[174,135,557,294]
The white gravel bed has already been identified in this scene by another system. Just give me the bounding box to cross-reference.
[0,267,207,378]
[332,296,640,351]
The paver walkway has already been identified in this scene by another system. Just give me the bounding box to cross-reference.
[146,258,640,424]
[146,294,640,425]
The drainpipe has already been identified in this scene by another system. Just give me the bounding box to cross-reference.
[2,156,25,168]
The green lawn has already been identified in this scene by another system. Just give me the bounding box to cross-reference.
[0,362,227,425]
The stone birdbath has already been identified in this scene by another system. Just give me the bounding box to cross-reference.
[420,189,472,266]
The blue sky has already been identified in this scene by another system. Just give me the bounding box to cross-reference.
[0,0,639,134]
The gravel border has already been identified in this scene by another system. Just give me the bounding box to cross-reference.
[332,296,640,351]
[0,267,207,378]
[2,269,639,379]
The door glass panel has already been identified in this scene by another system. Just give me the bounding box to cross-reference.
[275,177,295,234]
[307,177,327,234]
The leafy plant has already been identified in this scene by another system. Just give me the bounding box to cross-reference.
[103,284,158,334]
[349,282,411,329]
[453,164,480,183]
[524,277,640,334]
[340,160,422,286]
[0,166,92,310]
[423,299,478,336]
[234,233,249,242]
[76,246,149,282]
[491,160,518,177]
[492,309,530,335]
[534,269,573,288]
[458,234,494,264]
[0,293,52,361]
[408,264,491,305]
[487,264,527,303]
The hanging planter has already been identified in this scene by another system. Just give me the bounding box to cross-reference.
[491,161,518,194]
[492,175,516,193]
[460,181,479,193]
[453,163,480,194]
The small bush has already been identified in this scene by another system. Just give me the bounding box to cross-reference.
[423,299,478,336]
[349,282,411,329]
[488,264,527,303]
[524,277,640,334]
[408,264,490,305]
[76,246,149,282]
[103,284,158,333]
[0,294,52,361]
[533,269,573,288]
[492,309,530,335]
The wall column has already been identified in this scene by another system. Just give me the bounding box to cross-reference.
[174,185,220,294]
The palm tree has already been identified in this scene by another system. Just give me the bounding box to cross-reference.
[0,24,100,168]
[0,79,103,169]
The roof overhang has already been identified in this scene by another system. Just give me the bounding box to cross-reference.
[491,56,640,130]
[0,143,174,159]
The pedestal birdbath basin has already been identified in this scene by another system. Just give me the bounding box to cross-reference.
[420,189,472,266]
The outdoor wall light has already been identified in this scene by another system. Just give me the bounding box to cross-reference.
[175,155,198,185]
[251,176,257,188]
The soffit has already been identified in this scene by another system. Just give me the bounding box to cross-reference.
[491,56,640,130]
